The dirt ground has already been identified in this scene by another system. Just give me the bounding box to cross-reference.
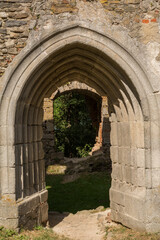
[49,208,115,240]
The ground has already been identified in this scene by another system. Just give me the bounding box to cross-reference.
[1,168,160,240]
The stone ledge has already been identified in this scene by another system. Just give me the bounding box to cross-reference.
[0,190,48,230]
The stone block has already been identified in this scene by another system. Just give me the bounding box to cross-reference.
[137,168,145,187]
[38,142,44,159]
[16,165,24,199]
[0,29,7,34]
[5,39,15,48]
[33,142,38,161]
[0,145,7,167]
[152,169,160,188]
[130,121,137,147]
[37,126,43,140]
[110,188,125,206]
[117,147,122,164]
[23,125,28,143]
[23,144,28,164]
[0,12,8,18]
[23,163,29,190]
[145,149,151,169]
[0,202,18,218]
[5,20,27,27]
[130,148,137,167]
[136,121,144,148]
[112,163,118,179]
[0,126,7,146]
[0,218,19,229]
[124,194,145,221]
[122,122,130,147]
[0,167,15,194]
[46,121,54,131]
[130,167,137,186]
[110,122,118,146]
[8,12,29,19]
[117,164,123,181]
[15,124,23,144]
[40,202,48,223]
[110,146,118,163]
[34,161,39,186]
[145,169,152,189]
[15,144,23,166]
[28,143,33,162]
[124,166,131,183]
[136,148,145,168]
[37,108,44,124]
[28,162,34,188]
[40,190,48,203]
[123,147,131,166]
[8,167,16,193]
[27,126,33,143]
[110,201,125,214]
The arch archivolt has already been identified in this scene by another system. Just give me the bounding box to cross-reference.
[0,25,159,232]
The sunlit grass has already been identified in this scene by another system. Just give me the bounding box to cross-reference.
[105,225,160,240]
[0,226,70,240]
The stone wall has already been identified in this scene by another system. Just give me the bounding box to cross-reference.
[1,0,160,84]
[0,0,160,232]
[0,0,32,80]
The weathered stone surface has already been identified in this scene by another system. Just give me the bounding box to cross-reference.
[0,0,160,234]
[8,12,29,19]
[5,20,27,27]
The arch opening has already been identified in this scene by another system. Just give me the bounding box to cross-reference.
[43,88,102,161]
[0,26,158,232]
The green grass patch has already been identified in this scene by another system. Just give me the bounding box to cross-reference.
[0,227,70,240]
[46,172,111,213]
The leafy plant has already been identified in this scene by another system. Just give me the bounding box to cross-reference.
[76,143,92,157]
[53,93,97,157]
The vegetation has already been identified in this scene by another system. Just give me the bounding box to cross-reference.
[1,223,160,240]
[105,225,160,240]
[0,226,70,240]
[46,171,111,213]
[53,92,97,157]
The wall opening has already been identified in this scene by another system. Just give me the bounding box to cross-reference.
[42,86,112,215]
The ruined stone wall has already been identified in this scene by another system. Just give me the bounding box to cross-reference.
[0,0,160,85]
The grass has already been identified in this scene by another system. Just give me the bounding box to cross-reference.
[0,227,70,240]
[46,171,111,213]
[105,225,160,240]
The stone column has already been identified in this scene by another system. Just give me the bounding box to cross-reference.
[42,98,55,166]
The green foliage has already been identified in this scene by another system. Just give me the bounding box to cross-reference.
[34,226,44,231]
[54,92,96,157]
[76,143,93,157]
[0,227,29,240]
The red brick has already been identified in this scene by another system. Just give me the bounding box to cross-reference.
[151,18,157,22]
[142,19,149,23]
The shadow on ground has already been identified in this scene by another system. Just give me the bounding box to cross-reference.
[46,171,111,214]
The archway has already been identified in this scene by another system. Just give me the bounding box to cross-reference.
[0,26,159,232]
[42,82,106,164]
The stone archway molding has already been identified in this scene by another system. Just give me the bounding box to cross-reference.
[0,25,159,232]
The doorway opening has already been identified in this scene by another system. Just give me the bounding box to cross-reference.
[42,84,112,214]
